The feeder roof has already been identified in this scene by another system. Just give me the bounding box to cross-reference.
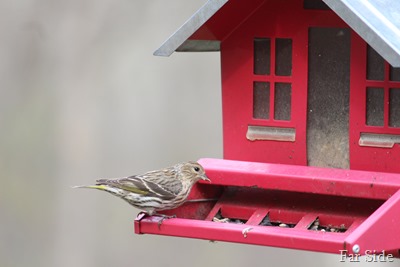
[325,0,400,67]
[154,0,400,67]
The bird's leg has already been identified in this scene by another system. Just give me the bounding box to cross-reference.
[152,213,177,229]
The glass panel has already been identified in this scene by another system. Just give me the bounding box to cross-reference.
[254,38,270,75]
[389,88,400,127]
[307,27,350,169]
[390,66,400,81]
[275,39,292,76]
[366,87,384,126]
[253,82,270,119]
[274,83,292,120]
[367,45,385,81]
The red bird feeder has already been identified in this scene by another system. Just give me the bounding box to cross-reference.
[135,0,400,257]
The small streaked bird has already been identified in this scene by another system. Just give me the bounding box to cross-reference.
[73,161,210,216]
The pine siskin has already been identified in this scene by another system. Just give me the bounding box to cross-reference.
[73,161,210,216]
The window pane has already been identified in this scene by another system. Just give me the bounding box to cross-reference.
[366,87,384,126]
[274,83,292,121]
[389,88,400,127]
[307,27,350,169]
[367,45,385,81]
[254,38,270,75]
[253,82,270,119]
[390,66,400,81]
[275,39,292,76]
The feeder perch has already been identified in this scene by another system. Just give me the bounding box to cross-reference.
[135,0,400,257]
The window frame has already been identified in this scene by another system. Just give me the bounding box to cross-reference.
[252,37,294,125]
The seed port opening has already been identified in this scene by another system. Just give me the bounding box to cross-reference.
[307,216,348,233]
[258,209,304,228]
[212,208,249,224]
[259,213,296,228]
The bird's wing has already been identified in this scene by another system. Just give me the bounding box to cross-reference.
[98,176,178,200]
[140,168,183,197]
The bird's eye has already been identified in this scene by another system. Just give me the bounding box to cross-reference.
[194,167,200,172]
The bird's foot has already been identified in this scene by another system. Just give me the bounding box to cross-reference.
[153,213,176,229]
[136,212,176,229]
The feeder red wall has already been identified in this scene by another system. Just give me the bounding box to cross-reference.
[220,1,343,165]
[219,0,400,172]
[349,34,400,173]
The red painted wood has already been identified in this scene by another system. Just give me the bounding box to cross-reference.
[136,0,400,255]
[199,158,400,200]
[350,33,400,173]
[189,0,265,41]
[220,1,310,165]
[135,158,400,255]
[345,189,400,254]
[135,216,349,253]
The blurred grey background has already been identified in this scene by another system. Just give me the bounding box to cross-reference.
[0,1,394,266]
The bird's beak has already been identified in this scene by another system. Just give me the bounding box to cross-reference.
[201,174,211,182]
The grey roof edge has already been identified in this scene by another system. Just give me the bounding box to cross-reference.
[176,40,221,52]
[323,0,400,67]
[154,0,228,57]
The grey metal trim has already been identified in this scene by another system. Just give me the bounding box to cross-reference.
[176,40,221,52]
[154,0,228,57]
[246,126,296,142]
[323,0,400,67]
[359,133,400,148]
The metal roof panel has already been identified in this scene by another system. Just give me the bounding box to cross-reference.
[155,0,400,66]
[323,0,400,67]
[154,0,228,57]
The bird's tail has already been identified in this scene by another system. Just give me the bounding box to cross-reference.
[71,185,108,190]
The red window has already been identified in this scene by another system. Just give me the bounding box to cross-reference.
[365,46,400,128]
[253,38,292,122]
[221,10,308,165]
[350,39,400,173]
